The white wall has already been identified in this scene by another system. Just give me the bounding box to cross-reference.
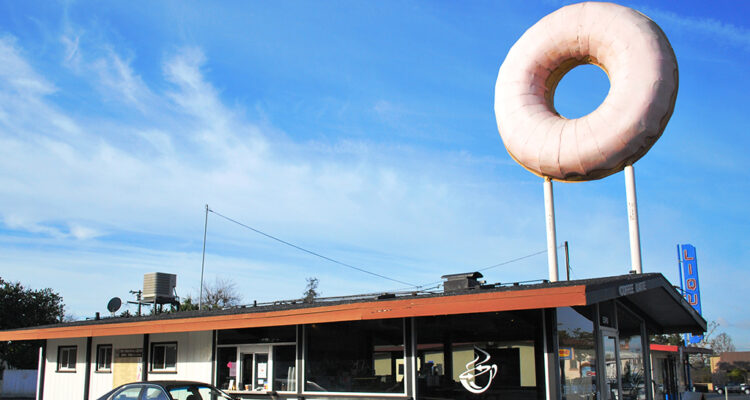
[148,331,213,383]
[88,335,144,400]
[1,369,37,397]
[44,338,87,400]
[44,331,215,399]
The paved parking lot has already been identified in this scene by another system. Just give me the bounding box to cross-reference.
[705,394,750,399]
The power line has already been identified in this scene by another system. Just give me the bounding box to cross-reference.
[207,208,418,288]
[414,244,565,289]
[477,247,555,272]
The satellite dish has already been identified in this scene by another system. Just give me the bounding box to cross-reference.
[107,297,122,313]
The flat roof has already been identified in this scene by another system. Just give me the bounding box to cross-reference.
[0,272,705,341]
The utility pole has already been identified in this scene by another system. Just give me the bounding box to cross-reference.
[564,241,570,281]
[199,204,209,311]
[128,290,143,316]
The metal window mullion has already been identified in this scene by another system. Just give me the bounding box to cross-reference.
[594,304,604,400]
[297,324,304,396]
[404,317,416,399]
[612,305,622,398]
[641,322,653,400]
[542,308,561,400]
[614,332,623,399]
[548,308,562,400]
[211,330,217,386]
[84,338,92,400]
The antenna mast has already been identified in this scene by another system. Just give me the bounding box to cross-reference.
[199,204,209,311]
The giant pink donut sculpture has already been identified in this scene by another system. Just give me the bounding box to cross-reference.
[494,2,678,181]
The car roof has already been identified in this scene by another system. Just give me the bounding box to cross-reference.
[120,381,215,388]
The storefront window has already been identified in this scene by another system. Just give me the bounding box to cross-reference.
[217,347,238,390]
[618,306,645,400]
[305,319,405,393]
[415,310,542,400]
[603,333,619,400]
[599,302,616,329]
[273,345,296,392]
[558,307,597,400]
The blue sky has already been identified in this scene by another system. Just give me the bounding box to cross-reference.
[0,1,748,349]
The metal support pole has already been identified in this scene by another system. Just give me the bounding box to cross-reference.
[36,346,44,400]
[83,337,92,400]
[624,165,642,273]
[544,178,559,282]
[199,204,209,310]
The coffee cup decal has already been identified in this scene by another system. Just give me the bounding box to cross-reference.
[459,346,499,394]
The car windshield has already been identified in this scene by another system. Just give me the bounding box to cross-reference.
[167,385,233,400]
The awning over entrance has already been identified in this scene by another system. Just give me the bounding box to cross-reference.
[0,272,705,340]
[576,273,707,335]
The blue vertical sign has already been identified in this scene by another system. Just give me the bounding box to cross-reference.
[678,244,703,344]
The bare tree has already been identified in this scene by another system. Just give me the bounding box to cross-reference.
[687,320,720,368]
[182,278,242,311]
[687,322,735,379]
[303,277,319,304]
[710,332,736,354]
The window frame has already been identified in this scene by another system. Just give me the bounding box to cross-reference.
[150,341,178,373]
[56,345,77,372]
[95,344,113,372]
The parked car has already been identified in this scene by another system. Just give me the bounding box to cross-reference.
[715,383,750,395]
[96,380,236,400]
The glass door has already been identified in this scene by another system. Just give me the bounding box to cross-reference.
[238,345,271,392]
[601,328,621,400]
[254,353,269,391]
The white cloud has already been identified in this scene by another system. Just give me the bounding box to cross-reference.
[59,22,154,111]
[91,49,152,109]
[0,35,554,304]
[69,224,103,240]
[0,31,725,323]
[60,33,80,66]
[0,36,56,96]
[642,7,750,51]
[3,214,65,238]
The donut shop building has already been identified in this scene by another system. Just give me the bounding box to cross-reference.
[0,272,704,400]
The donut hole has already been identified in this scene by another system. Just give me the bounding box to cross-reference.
[553,64,610,119]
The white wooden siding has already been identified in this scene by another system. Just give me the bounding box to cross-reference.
[88,335,144,400]
[46,331,214,400]
[44,338,87,400]
[148,331,213,383]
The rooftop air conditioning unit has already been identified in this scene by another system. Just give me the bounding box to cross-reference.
[142,272,177,304]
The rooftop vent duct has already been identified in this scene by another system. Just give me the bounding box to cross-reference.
[142,272,177,304]
[441,272,483,292]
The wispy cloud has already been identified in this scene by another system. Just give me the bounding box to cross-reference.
[642,7,750,51]
[92,49,152,109]
[0,11,745,346]
[0,30,552,301]
[59,21,155,112]
[0,36,56,96]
